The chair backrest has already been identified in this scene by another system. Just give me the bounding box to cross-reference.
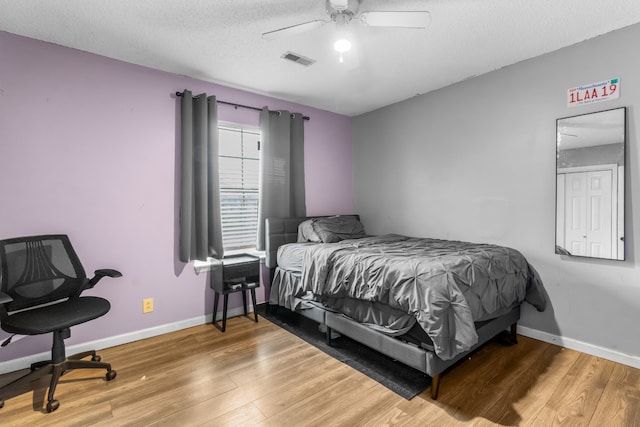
[0,235,87,313]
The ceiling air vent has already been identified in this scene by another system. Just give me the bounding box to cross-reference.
[282,51,315,66]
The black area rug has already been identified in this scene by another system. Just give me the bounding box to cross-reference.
[257,304,431,400]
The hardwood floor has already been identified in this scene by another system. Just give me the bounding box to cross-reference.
[1,315,638,426]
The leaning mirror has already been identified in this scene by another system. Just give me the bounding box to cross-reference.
[556,107,626,260]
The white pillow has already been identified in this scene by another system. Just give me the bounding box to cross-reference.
[297,219,322,242]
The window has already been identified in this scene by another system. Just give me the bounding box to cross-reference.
[218,123,260,250]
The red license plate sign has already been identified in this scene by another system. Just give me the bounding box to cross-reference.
[567,78,619,108]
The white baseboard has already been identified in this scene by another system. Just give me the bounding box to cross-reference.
[518,325,640,369]
[0,306,250,375]
[3,314,638,375]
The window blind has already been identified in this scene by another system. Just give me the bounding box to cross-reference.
[218,125,260,250]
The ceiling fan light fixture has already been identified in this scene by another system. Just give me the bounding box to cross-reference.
[334,38,351,53]
[334,37,351,63]
[333,9,352,62]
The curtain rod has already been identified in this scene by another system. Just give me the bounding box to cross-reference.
[175,91,309,121]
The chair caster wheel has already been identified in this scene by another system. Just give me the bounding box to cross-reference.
[46,399,60,413]
[106,370,117,381]
[0,399,4,408]
[92,355,101,362]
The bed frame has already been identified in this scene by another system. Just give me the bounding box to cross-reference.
[265,216,520,400]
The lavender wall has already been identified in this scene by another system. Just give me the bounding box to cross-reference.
[0,31,353,364]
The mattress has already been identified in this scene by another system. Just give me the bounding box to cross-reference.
[275,234,546,360]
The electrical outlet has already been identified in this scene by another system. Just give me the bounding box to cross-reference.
[142,298,154,314]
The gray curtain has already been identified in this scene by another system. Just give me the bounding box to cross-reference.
[179,90,224,262]
[257,108,306,250]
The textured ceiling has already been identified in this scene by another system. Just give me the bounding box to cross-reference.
[1,0,640,116]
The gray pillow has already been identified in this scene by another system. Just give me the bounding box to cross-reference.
[311,216,367,243]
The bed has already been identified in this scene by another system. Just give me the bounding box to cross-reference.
[265,215,547,399]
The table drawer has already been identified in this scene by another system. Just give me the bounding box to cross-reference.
[223,261,259,281]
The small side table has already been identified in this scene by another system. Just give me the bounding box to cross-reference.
[210,254,260,332]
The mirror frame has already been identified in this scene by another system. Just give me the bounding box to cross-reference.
[555,107,626,261]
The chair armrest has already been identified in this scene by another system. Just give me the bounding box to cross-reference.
[0,291,12,319]
[87,269,123,289]
[0,290,13,305]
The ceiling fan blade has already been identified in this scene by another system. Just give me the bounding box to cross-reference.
[359,11,430,28]
[262,20,327,40]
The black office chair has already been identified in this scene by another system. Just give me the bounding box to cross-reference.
[0,234,121,413]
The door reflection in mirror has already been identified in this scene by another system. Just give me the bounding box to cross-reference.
[556,107,625,260]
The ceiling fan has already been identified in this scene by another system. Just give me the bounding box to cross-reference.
[262,0,430,62]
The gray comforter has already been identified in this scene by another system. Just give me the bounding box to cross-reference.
[300,234,547,360]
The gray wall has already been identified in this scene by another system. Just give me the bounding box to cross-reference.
[353,24,640,362]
